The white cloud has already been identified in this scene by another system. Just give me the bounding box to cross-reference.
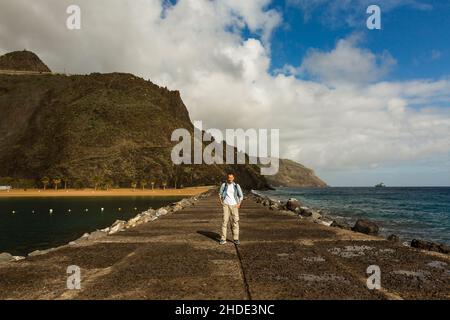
[299,34,397,86]
[0,0,449,185]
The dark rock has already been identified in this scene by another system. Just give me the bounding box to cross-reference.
[387,234,400,242]
[286,198,301,212]
[411,239,450,254]
[331,220,351,230]
[298,206,313,217]
[351,219,379,236]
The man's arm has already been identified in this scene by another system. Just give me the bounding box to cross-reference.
[236,184,244,208]
[218,183,225,205]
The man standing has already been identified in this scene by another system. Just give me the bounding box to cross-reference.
[219,173,244,245]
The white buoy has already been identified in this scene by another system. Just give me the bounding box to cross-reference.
[12,210,16,214]
[118,208,122,211]
[49,209,53,214]
[68,209,71,213]
[85,208,89,212]
[134,207,137,210]
[101,207,104,212]
[32,210,35,214]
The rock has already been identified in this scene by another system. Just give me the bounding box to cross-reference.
[12,256,26,261]
[311,211,322,220]
[88,230,107,240]
[331,220,351,230]
[286,198,301,212]
[317,219,333,227]
[108,220,126,234]
[28,248,55,256]
[156,208,168,216]
[411,239,450,254]
[171,204,183,212]
[351,219,379,236]
[0,252,13,263]
[387,234,400,242]
[298,206,313,217]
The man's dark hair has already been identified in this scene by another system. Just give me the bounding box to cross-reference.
[227,172,235,176]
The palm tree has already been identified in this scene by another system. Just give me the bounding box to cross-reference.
[92,176,102,191]
[131,181,137,191]
[52,178,61,191]
[162,182,167,190]
[141,180,148,191]
[104,179,113,191]
[41,177,50,190]
[62,177,69,190]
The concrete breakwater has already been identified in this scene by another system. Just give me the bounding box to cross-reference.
[0,189,449,299]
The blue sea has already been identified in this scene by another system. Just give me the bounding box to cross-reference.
[259,187,450,245]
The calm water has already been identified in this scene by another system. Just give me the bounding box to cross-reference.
[0,196,183,256]
[260,187,450,245]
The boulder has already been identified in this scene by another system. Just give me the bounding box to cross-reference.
[12,256,26,261]
[0,252,13,263]
[387,234,400,242]
[108,220,126,234]
[298,206,313,217]
[351,219,379,236]
[88,230,107,240]
[156,208,168,216]
[411,239,450,254]
[28,248,55,256]
[286,198,301,212]
[318,219,333,227]
[331,220,351,230]
[311,211,322,220]
[171,204,183,212]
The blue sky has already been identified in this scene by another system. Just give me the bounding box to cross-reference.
[267,0,450,81]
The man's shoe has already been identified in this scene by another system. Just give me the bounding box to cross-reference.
[234,240,240,245]
[219,240,226,245]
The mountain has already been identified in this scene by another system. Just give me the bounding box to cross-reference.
[263,158,327,187]
[0,50,51,73]
[0,51,268,189]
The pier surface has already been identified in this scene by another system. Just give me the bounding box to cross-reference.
[0,194,449,299]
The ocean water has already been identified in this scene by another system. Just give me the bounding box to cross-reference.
[0,196,183,256]
[259,187,450,245]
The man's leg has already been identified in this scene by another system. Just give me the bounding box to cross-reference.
[221,204,231,241]
[230,205,240,241]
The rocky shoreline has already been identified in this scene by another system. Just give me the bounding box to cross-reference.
[249,190,450,255]
[0,188,216,265]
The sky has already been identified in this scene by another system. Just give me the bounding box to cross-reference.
[0,0,449,186]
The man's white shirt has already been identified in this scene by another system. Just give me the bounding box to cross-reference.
[223,183,238,206]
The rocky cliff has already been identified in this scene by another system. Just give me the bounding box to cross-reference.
[0,51,268,189]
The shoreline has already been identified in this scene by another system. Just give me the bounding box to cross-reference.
[0,187,212,198]
[0,187,215,262]
[250,189,450,255]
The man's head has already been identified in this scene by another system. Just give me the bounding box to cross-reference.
[226,173,235,183]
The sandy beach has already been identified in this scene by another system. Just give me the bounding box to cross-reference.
[0,187,213,198]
